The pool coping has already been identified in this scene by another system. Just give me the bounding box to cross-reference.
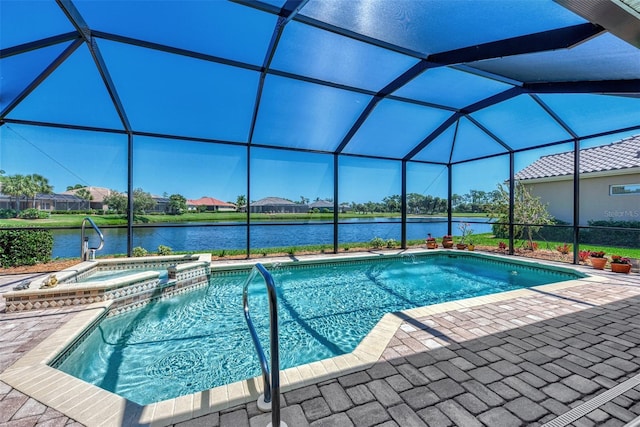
[0,250,609,427]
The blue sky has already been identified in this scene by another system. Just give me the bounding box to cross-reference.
[2,2,639,204]
[3,123,639,204]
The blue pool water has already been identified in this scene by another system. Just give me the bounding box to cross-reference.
[56,254,581,405]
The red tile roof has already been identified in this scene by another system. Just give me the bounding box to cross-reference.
[187,197,236,207]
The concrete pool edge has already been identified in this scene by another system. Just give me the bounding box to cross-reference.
[0,251,607,426]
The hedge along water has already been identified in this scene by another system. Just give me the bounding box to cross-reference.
[0,229,53,268]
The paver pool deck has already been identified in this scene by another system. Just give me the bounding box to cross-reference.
[2,252,640,427]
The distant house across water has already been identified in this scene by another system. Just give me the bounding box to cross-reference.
[187,196,237,212]
[250,197,309,214]
[308,199,334,212]
[0,193,84,211]
[61,186,113,212]
[516,135,640,224]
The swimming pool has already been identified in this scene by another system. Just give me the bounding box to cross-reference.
[55,253,583,405]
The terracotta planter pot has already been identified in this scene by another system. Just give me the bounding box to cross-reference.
[426,241,438,249]
[590,257,607,270]
[456,243,467,250]
[611,263,631,274]
[442,240,454,249]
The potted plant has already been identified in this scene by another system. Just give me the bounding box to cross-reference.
[457,222,473,250]
[610,255,632,273]
[589,251,606,270]
[425,233,438,249]
[442,235,454,249]
[467,240,475,251]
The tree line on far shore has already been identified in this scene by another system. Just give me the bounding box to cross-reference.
[0,172,527,221]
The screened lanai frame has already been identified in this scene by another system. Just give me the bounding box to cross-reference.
[1,0,640,263]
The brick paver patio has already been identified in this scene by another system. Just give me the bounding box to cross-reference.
[2,262,640,427]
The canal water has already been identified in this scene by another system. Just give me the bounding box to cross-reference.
[52,217,493,258]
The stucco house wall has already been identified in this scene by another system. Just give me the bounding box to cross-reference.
[521,171,640,225]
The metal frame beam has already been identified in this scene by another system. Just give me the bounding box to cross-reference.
[530,94,582,264]
[1,39,83,119]
[429,23,604,65]
[334,61,436,154]
[403,113,461,161]
[526,80,640,94]
[56,0,131,132]
[403,87,522,161]
[0,32,79,59]
[245,0,308,258]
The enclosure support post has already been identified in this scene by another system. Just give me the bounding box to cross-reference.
[447,165,452,236]
[401,160,407,249]
[127,132,133,257]
[333,154,339,254]
[509,152,515,255]
[573,138,580,264]
[247,145,251,259]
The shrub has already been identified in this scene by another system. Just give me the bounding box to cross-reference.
[157,245,172,256]
[132,246,148,257]
[386,238,398,248]
[556,243,571,255]
[581,220,640,248]
[0,209,17,219]
[18,208,50,219]
[535,221,573,242]
[0,229,53,268]
[370,237,385,249]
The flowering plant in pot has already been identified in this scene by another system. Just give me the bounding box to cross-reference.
[425,233,438,249]
[589,251,606,270]
[610,255,632,273]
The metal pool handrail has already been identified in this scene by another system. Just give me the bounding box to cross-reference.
[242,263,285,427]
[80,217,104,261]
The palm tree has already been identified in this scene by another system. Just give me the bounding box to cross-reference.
[75,188,93,210]
[236,195,246,210]
[1,174,26,211]
[25,174,53,208]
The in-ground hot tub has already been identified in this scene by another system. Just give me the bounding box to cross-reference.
[3,253,211,314]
